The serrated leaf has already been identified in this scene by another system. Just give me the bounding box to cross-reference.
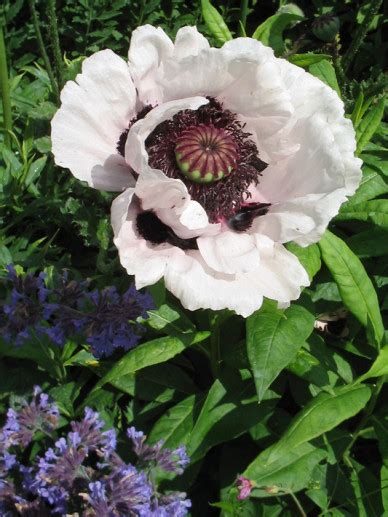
[247,301,315,401]
[356,98,385,155]
[309,60,341,97]
[286,242,321,280]
[252,12,304,54]
[201,0,232,45]
[319,231,384,346]
[288,53,331,68]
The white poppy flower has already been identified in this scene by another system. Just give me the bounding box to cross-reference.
[52,25,362,317]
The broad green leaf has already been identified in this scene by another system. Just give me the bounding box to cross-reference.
[148,394,203,448]
[146,303,196,334]
[264,383,370,464]
[358,346,388,381]
[245,442,327,496]
[247,301,315,401]
[343,166,388,206]
[347,228,388,258]
[356,98,385,155]
[201,0,232,45]
[187,376,278,462]
[286,242,321,280]
[337,199,388,229]
[288,53,331,68]
[319,231,384,346]
[309,60,341,97]
[252,13,304,54]
[86,332,209,398]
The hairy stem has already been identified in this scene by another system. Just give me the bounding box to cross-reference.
[28,0,59,103]
[342,0,383,73]
[0,21,12,148]
[47,0,64,91]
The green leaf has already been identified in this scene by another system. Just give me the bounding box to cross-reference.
[251,384,370,469]
[288,53,331,68]
[319,231,384,346]
[201,0,232,45]
[286,242,321,280]
[149,394,203,448]
[344,166,388,206]
[356,98,385,155]
[252,13,304,54]
[373,417,388,514]
[187,375,277,462]
[86,332,209,399]
[337,199,388,229]
[347,228,388,258]
[358,346,388,381]
[25,156,47,186]
[247,301,315,401]
[309,60,341,97]
[245,442,327,496]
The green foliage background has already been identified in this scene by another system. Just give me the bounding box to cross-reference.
[0,0,387,515]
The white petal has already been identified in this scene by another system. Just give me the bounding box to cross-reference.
[197,231,261,274]
[173,26,210,59]
[51,50,136,191]
[135,169,218,239]
[164,250,264,317]
[125,96,209,174]
[249,59,362,244]
[112,189,184,288]
[253,235,310,301]
[128,25,174,105]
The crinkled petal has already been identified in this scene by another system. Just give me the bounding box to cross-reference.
[51,50,136,191]
[173,26,210,59]
[249,60,362,245]
[253,235,310,301]
[135,169,219,239]
[197,231,261,275]
[128,25,174,105]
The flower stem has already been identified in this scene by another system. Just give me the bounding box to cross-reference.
[238,0,249,36]
[342,0,383,73]
[28,0,60,104]
[0,20,12,148]
[47,0,64,91]
[288,491,307,517]
[343,376,385,464]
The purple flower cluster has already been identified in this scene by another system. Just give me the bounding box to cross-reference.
[0,388,191,516]
[0,265,154,358]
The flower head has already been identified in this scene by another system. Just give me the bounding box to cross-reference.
[236,476,254,500]
[82,285,154,358]
[52,26,362,316]
[1,266,50,345]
